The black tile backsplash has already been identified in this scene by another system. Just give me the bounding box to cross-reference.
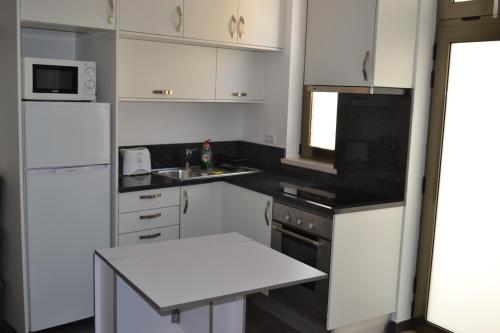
[119,140,407,202]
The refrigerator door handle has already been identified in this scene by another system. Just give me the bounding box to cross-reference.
[26,165,109,175]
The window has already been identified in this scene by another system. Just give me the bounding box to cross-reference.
[300,86,338,163]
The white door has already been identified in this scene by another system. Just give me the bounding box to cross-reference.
[119,39,216,100]
[23,102,110,169]
[304,0,377,86]
[21,0,116,30]
[237,0,285,49]
[216,48,265,101]
[26,165,110,331]
[183,0,238,44]
[119,0,184,37]
[180,183,226,239]
[225,184,272,247]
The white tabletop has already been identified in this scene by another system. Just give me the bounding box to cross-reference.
[96,233,327,315]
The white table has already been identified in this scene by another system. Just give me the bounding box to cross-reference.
[94,233,327,333]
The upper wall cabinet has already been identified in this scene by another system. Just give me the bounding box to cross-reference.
[183,0,239,44]
[216,49,265,102]
[118,38,216,101]
[237,0,285,49]
[123,0,285,50]
[119,0,184,37]
[21,0,116,30]
[304,0,418,88]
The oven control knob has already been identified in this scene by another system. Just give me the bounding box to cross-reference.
[285,214,291,223]
[296,219,302,226]
[307,222,315,230]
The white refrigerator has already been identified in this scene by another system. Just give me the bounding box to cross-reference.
[23,102,111,332]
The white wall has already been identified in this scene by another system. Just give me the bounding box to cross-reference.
[21,28,77,60]
[118,102,243,146]
[393,0,437,323]
[241,0,307,151]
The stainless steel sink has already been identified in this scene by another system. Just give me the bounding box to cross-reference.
[153,166,260,181]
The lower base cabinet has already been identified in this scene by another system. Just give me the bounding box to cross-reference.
[118,225,180,247]
[327,206,404,330]
[180,182,226,239]
[224,183,273,247]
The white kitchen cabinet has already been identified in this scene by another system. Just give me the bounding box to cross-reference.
[216,49,265,101]
[225,184,272,247]
[183,0,285,49]
[119,0,184,37]
[304,0,418,88]
[21,0,116,30]
[118,226,180,247]
[327,206,404,330]
[237,0,285,49]
[180,183,226,239]
[118,38,216,100]
[119,187,180,213]
[119,207,180,234]
[183,0,238,44]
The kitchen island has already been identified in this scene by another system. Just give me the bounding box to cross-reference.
[94,233,327,333]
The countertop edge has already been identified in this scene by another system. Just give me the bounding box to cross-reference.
[334,201,405,214]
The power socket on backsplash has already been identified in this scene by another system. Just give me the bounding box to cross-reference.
[263,133,276,145]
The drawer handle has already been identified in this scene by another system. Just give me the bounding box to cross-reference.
[139,233,162,240]
[232,92,248,97]
[140,193,162,200]
[153,90,174,96]
[139,213,162,220]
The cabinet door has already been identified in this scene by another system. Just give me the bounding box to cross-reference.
[118,39,216,100]
[216,49,265,101]
[327,207,403,330]
[237,0,285,49]
[304,0,377,86]
[372,0,418,88]
[119,0,184,37]
[225,184,272,247]
[180,183,226,239]
[184,0,238,43]
[21,0,116,30]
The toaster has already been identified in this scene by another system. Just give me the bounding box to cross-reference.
[121,148,152,176]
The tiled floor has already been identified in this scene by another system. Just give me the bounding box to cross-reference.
[2,300,296,333]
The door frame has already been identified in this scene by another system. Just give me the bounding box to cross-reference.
[414,16,500,333]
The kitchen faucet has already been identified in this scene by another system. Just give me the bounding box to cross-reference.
[184,147,198,170]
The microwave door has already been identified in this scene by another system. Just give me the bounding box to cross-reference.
[33,64,79,95]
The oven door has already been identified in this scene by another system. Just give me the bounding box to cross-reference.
[23,59,83,101]
[271,222,331,325]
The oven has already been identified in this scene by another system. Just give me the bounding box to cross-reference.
[270,201,332,327]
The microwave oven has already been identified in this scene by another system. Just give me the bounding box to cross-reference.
[22,57,96,101]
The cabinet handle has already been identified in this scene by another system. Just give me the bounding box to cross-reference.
[107,0,115,24]
[362,50,370,82]
[176,6,183,32]
[494,0,499,18]
[140,193,162,200]
[152,90,174,96]
[264,200,271,226]
[139,212,162,220]
[139,233,162,240]
[232,92,248,97]
[238,16,245,39]
[183,190,189,214]
[230,15,237,38]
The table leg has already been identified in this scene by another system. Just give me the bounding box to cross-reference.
[94,255,116,333]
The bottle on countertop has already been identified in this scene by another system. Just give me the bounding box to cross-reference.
[201,139,212,171]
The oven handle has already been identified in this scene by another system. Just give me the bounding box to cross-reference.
[272,225,321,248]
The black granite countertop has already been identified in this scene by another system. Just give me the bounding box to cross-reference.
[119,170,403,217]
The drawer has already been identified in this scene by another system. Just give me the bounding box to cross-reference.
[119,187,180,213]
[119,207,179,234]
[118,226,179,247]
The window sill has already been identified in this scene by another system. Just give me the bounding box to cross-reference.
[281,158,338,175]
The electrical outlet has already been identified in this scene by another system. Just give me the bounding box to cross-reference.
[263,133,276,145]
